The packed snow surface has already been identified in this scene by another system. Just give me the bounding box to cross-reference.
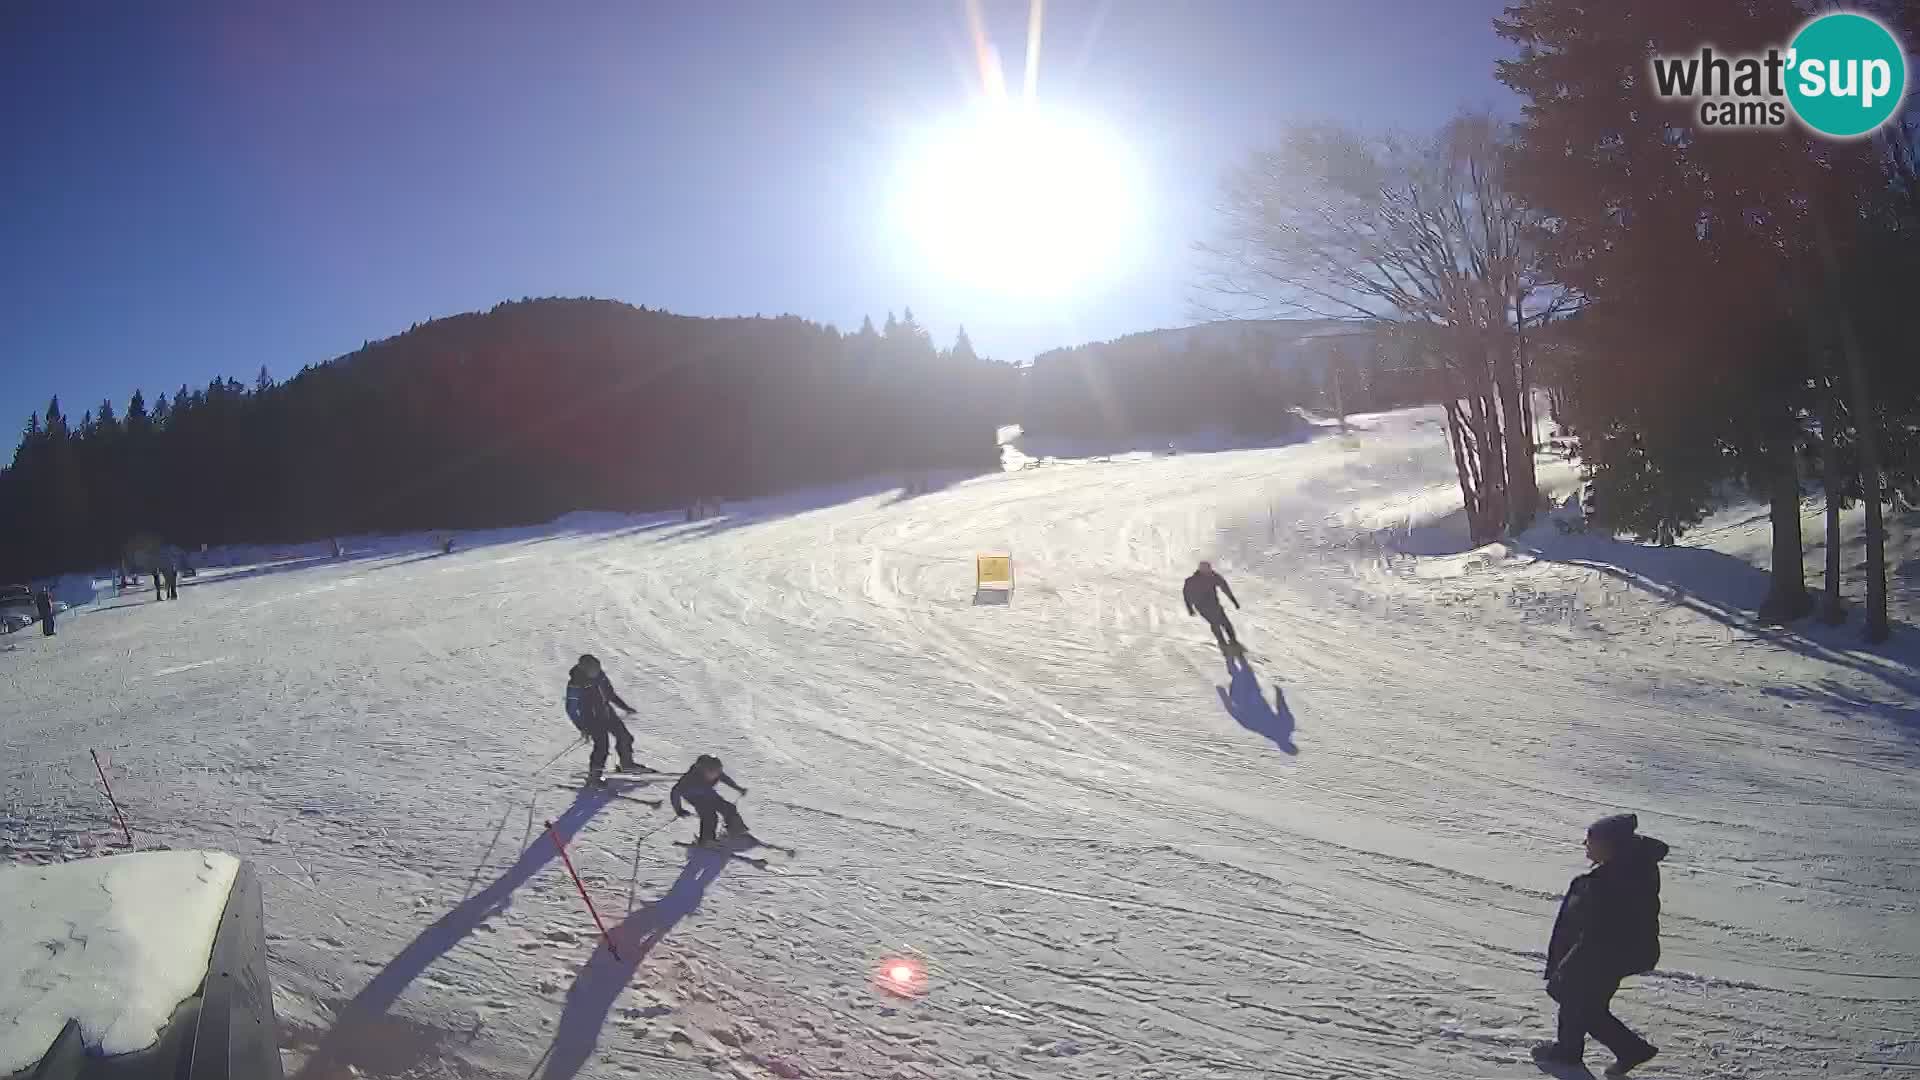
[2,405,1916,1079]
[0,850,239,1073]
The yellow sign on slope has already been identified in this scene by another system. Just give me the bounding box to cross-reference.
[976,554,1013,590]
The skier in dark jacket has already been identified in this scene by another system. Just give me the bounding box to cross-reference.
[34,589,54,636]
[1534,813,1666,1076]
[670,755,748,844]
[1183,561,1242,651]
[564,653,644,784]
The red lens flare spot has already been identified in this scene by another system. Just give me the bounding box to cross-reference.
[874,956,926,998]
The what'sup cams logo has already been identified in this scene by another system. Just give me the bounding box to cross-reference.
[1651,12,1908,138]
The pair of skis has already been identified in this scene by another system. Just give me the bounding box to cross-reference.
[553,775,795,870]
[672,834,797,871]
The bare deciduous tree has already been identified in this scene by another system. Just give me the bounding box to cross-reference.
[1196,113,1556,544]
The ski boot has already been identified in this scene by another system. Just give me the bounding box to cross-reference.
[583,769,607,788]
[615,758,649,773]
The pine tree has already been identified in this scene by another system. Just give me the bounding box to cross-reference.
[1497,0,1821,619]
[952,326,980,365]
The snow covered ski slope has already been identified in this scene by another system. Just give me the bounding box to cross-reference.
[2,406,1916,1079]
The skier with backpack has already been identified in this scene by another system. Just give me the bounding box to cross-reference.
[1533,813,1667,1076]
[564,653,646,785]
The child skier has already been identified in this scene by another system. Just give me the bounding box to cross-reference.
[670,755,749,844]
[564,653,645,785]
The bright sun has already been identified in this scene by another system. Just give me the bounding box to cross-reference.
[895,103,1141,297]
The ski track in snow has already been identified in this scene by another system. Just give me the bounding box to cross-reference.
[3,405,1917,1080]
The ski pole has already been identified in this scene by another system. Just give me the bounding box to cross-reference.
[90,750,133,846]
[547,819,620,959]
[531,735,587,778]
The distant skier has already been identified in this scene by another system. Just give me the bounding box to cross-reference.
[153,568,165,602]
[164,564,179,601]
[34,589,54,636]
[564,653,645,784]
[1533,813,1666,1076]
[1183,561,1242,652]
[670,754,749,845]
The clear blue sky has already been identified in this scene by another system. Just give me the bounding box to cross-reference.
[0,0,1514,433]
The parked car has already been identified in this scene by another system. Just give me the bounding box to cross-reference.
[0,585,36,633]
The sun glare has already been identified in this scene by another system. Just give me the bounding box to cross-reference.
[895,103,1141,297]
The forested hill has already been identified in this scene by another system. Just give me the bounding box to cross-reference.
[1,298,1011,579]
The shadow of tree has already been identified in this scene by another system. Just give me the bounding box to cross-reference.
[1511,529,1920,706]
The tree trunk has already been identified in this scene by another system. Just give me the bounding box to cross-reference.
[1443,399,1478,535]
[1830,286,1890,643]
[1814,216,1890,643]
[1758,432,1812,625]
[1817,375,1847,625]
[1514,294,1537,450]
[1463,345,1507,545]
[1494,331,1539,534]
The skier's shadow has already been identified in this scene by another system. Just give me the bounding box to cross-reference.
[534,851,730,1080]
[293,790,616,1080]
[1217,655,1298,755]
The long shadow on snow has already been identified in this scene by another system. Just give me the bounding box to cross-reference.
[177,513,689,594]
[533,850,730,1080]
[1012,417,1318,463]
[654,467,996,546]
[1509,528,1920,707]
[1217,654,1298,755]
[291,790,619,1080]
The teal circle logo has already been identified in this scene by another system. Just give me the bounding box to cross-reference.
[1786,13,1907,138]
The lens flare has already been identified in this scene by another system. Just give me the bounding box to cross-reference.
[874,956,926,998]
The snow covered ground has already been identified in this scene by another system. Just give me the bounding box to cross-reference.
[1,405,1915,1080]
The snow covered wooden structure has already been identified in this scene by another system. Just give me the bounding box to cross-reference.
[1,852,282,1080]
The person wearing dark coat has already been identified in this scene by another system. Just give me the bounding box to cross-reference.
[1534,813,1666,1076]
[1183,561,1242,651]
[34,589,54,636]
[563,653,643,783]
[164,565,179,600]
[670,755,748,844]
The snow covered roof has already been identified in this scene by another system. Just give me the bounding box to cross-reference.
[0,851,240,1074]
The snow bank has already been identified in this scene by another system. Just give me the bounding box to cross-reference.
[0,850,240,1074]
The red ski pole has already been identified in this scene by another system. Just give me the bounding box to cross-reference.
[546,820,620,960]
[90,750,133,846]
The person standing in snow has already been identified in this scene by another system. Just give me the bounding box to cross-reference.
[1183,561,1242,652]
[565,653,644,784]
[164,563,179,600]
[1533,813,1666,1076]
[670,754,749,844]
[34,588,54,636]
